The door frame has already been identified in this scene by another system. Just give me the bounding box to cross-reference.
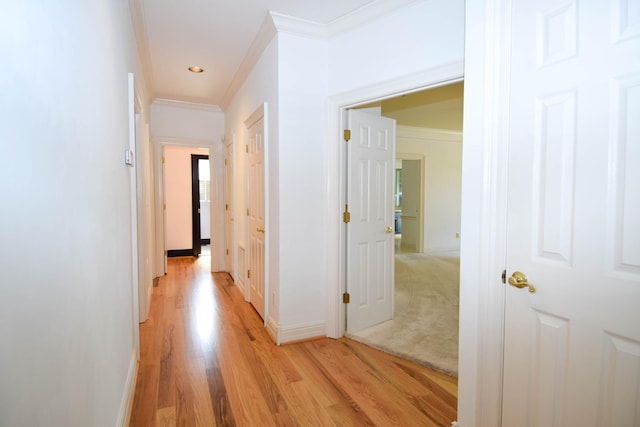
[191,154,209,257]
[326,52,507,425]
[154,139,213,272]
[244,103,269,327]
[395,153,425,253]
[327,60,464,338]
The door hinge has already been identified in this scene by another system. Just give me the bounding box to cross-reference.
[226,249,229,255]
[343,292,350,304]
[344,129,351,142]
[247,269,251,279]
[224,158,227,166]
[163,203,166,211]
[245,144,249,153]
[501,269,507,284]
[343,204,351,223]
[162,156,165,164]
[246,208,250,216]
[225,203,228,211]
[164,250,167,256]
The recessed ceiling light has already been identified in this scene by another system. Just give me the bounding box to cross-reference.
[188,66,204,73]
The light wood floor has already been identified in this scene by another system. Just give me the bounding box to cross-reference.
[129,257,458,426]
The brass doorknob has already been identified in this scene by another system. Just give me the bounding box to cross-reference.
[508,271,536,293]
[386,226,394,234]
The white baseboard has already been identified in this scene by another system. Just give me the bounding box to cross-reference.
[117,350,138,427]
[423,245,460,254]
[266,317,278,344]
[278,321,326,344]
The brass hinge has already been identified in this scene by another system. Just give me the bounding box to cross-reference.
[226,249,229,255]
[247,269,251,279]
[343,292,350,304]
[162,156,165,164]
[344,129,351,142]
[163,203,166,211]
[247,208,250,216]
[225,203,228,211]
[501,269,507,284]
[343,204,351,223]
[164,250,167,256]
[224,158,227,166]
[245,144,249,153]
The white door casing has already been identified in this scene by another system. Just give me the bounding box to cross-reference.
[247,115,266,320]
[346,109,396,334]
[224,138,234,277]
[502,1,640,426]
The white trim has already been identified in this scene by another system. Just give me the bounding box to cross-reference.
[326,63,464,340]
[456,0,511,425]
[153,98,222,113]
[117,350,138,427]
[397,126,463,143]
[279,322,327,344]
[221,1,423,109]
[266,317,278,344]
[127,0,154,99]
[153,136,215,149]
[332,61,464,108]
[221,17,278,109]
[128,73,141,359]
[396,152,425,253]
[270,0,418,39]
[243,103,270,326]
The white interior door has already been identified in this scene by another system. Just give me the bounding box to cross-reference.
[248,118,265,320]
[346,109,396,333]
[502,1,640,426]
[224,140,234,277]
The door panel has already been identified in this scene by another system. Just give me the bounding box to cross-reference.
[502,1,640,426]
[248,118,265,319]
[346,109,396,333]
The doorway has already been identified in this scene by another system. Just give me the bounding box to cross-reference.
[344,82,463,377]
[191,154,210,257]
[163,145,210,258]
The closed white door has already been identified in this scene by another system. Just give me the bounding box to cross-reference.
[224,141,234,277]
[248,118,265,320]
[502,1,640,426]
[346,109,396,333]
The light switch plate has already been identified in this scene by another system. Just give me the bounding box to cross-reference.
[125,149,134,166]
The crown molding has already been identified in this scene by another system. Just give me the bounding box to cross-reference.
[221,15,278,109]
[128,0,155,100]
[271,0,419,38]
[221,0,419,109]
[152,98,222,113]
[397,125,462,142]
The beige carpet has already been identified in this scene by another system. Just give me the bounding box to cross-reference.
[348,250,460,377]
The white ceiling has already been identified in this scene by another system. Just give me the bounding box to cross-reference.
[133,0,381,106]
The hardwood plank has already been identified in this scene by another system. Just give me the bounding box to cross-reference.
[129,257,458,427]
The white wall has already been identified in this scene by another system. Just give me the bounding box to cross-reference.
[328,0,465,95]
[0,1,148,426]
[276,33,329,334]
[397,127,462,252]
[164,146,209,250]
[150,101,224,269]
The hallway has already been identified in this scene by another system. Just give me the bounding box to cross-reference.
[129,257,457,426]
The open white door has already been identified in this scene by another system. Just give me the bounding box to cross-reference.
[345,109,396,333]
[502,1,640,425]
[247,116,266,320]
